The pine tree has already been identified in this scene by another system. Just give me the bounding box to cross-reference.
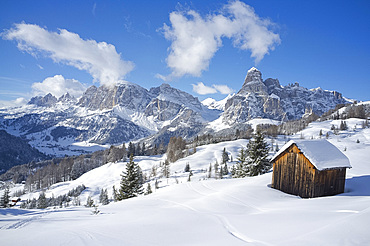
[128,142,135,157]
[223,163,229,175]
[187,170,193,182]
[145,183,152,195]
[0,187,10,208]
[207,163,212,178]
[214,161,219,179]
[222,148,229,164]
[118,154,144,200]
[246,131,271,176]
[86,196,94,207]
[112,185,118,202]
[162,159,170,178]
[232,147,249,178]
[99,188,109,205]
[184,163,190,172]
[37,191,48,209]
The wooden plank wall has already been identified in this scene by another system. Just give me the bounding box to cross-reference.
[272,144,346,198]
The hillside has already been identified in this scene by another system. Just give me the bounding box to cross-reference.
[0,130,47,174]
[0,117,369,245]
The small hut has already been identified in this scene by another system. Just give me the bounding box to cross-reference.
[271,139,351,198]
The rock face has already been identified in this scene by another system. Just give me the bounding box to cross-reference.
[28,93,58,107]
[0,82,219,156]
[0,68,349,157]
[222,67,347,124]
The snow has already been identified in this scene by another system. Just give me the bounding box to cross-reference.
[272,139,351,171]
[247,67,259,73]
[269,93,280,100]
[247,118,281,130]
[1,118,370,245]
[201,94,234,111]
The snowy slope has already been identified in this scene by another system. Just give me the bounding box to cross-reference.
[1,118,370,245]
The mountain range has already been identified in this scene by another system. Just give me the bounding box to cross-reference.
[0,68,350,160]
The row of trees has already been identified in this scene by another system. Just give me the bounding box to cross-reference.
[20,184,86,209]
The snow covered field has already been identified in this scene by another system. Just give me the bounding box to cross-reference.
[1,118,370,245]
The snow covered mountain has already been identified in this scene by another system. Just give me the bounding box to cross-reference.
[213,67,349,127]
[0,68,353,158]
[0,82,219,157]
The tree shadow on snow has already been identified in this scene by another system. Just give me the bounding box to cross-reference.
[341,175,370,196]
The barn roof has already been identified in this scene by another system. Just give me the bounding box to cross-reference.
[271,139,351,171]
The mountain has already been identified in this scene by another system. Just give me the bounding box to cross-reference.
[0,68,352,159]
[0,130,47,174]
[0,82,219,157]
[202,94,234,111]
[217,67,348,126]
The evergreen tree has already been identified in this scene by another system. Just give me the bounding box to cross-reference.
[275,143,279,152]
[99,188,109,205]
[246,131,271,176]
[187,170,193,182]
[118,154,144,200]
[162,159,170,178]
[222,148,229,164]
[223,163,229,175]
[112,185,118,202]
[121,143,127,162]
[207,163,212,178]
[184,162,190,172]
[128,142,135,157]
[0,187,10,208]
[145,183,152,195]
[214,161,220,179]
[37,191,48,209]
[86,196,94,207]
[141,143,146,156]
[232,147,249,178]
[340,121,348,131]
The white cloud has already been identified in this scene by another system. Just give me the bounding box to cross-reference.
[212,84,234,95]
[32,75,87,98]
[192,82,234,95]
[2,23,134,86]
[159,0,280,80]
[192,82,217,95]
[0,97,27,108]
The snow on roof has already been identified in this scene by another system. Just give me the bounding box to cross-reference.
[271,139,351,171]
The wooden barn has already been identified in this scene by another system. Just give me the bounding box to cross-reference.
[271,139,351,198]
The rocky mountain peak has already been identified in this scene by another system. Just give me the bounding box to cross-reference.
[240,67,267,95]
[58,92,76,103]
[28,93,57,107]
[244,67,262,83]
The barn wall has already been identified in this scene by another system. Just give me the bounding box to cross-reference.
[272,144,347,198]
[313,168,346,197]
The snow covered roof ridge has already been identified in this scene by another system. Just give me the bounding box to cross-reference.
[271,139,351,171]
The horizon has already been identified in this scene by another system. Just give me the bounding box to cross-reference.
[1,0,369,107]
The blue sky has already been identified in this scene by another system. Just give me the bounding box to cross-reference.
[1,0,369,107]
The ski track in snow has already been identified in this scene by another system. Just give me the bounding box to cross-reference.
[200,181,265,213]
[1,211,49,230]
[185,182,267,244]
